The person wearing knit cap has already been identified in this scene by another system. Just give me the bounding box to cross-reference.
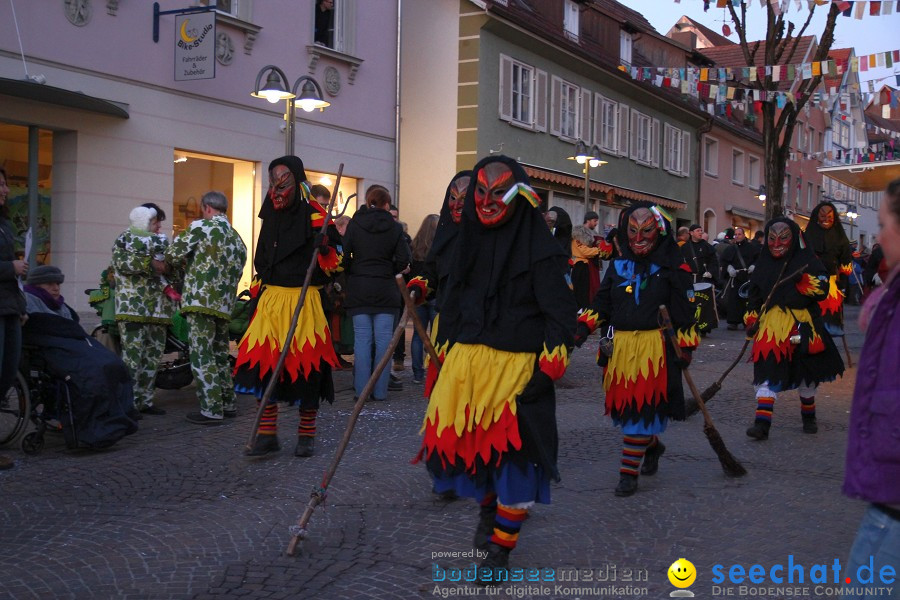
[571,211,612,309]
[681,224,719,334]
[24,266,74,320]
[233,155,342,458]
[111,205,177,415]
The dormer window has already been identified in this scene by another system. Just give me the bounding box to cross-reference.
[563,0,579,41]
[620,31,633,67]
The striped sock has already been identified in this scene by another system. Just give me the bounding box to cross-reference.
[298,409,317,437]
[490,504,528,550]
[621,435,651,477]
[480,493,498,509]
[800,397,815,417]
[755,397,775,423]
[258,401,278,437]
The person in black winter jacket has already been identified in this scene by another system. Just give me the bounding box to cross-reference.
[0,166,28,470]
[342,185,411,401]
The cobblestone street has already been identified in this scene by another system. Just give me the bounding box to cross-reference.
[1,309,867,600]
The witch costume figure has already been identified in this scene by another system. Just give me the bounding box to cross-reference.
[406,170,471,397]
[233,155,342,458]
[804,201,853,337]
[575,202,699,497]
[743,218,844,440]
[416,156,576,582]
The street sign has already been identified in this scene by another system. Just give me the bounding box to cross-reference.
[175,11,215,81]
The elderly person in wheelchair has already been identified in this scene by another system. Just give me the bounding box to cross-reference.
[22,265,138,450]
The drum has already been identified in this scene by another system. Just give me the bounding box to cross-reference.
[692,282,719,333]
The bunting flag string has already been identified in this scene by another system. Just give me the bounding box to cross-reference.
[697,0,900,17]
[622,49,900,85]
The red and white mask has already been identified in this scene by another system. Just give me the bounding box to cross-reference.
[268,165,296,211]
[817,205,835,230]
[474,163,517,228]
[448,176,470,225]
[627,207,660,257]
[767,222,793,259]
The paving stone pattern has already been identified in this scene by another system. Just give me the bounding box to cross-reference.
[0,310,867,600]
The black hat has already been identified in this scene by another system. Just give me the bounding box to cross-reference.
[689,224,702,232]
[26,265,64,285]
[584,211,599,222]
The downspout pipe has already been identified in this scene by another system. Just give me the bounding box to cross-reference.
[394,0,402,209]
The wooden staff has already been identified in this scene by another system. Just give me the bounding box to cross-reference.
[246,164,344,452]
[286,303,411,556]
[660,305,747,478]
[394,274,441,372]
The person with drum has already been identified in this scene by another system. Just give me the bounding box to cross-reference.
[682,224,719,334]
[575,202,699,497]
[721,227,760,330]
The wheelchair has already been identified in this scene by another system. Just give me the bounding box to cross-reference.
[0,345,76,455]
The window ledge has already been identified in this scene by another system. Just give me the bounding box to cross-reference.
[704,171,718,178]
[307,45,364,84]
[213,11,262,55]
[509,120,536,132]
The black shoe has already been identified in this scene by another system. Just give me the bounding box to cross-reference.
[244,435,280,457]
[126,407,143,421]
[802,415,818,434]
[185,412,224,425]
[727,323,740,330]
[640,440,666,476]
[294,436,315,457]
[388,381,403,391]
[476,543,511,587]
[746,420,770,440]
[337,356,353,368]
[139,405,166,416]
[224,409,237,419]
[473,505,497,551]
[614,473,638,497]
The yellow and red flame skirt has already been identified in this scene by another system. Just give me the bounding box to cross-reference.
[418,343,552,505]
[233,284,339,407]
[423,313,451,398]
[751,306,842,392]
[602,329,672,435]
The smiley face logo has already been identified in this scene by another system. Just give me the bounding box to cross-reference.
[668,558,696,588]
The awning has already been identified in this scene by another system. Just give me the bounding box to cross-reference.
[818,160,900,193]
[726,205,765,221]
[522,164,686,211]
[0,77,129,119]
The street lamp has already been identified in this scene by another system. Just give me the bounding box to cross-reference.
[756,184,767,207]
[846,206,858,241]
[567,141,607,212]
[251,65,330,156]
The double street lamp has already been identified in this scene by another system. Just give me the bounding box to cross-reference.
[567,141,607,212]
[251,65,330,156]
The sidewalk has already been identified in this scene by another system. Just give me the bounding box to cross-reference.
[0,313,866,600]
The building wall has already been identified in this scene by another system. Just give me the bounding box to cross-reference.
[0,0,399,309]
[397,0,463,235]
[476,27,701,221]
[700,126,766,237]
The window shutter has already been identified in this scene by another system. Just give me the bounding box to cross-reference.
[681,129,691,176]
[663,125,673,172]
[580,88,592,144]
[618,103,629,157]
[499,55,513,122]
[629,109,638,160]
[535,69,548,132]
[594,94,604,150]
[550,76,562,136]
[651,118,661,168]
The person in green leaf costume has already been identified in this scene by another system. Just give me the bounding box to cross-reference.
[166,191,247,424]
